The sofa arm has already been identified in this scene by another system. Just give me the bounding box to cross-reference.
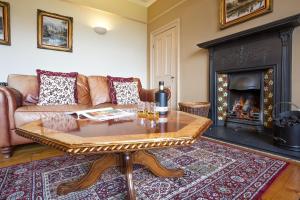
[0,86,23,131]
[0,90,11,147]
[140,88,171,102]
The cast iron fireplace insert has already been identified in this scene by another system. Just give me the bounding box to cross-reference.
[226,71,264,131]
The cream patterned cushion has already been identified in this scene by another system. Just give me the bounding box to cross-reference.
[37,69,78,105]
[113,81,140,105]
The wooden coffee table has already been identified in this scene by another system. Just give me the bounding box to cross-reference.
[16,111,212,200]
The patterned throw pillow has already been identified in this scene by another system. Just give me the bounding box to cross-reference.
[107,76,133,104]
[113,81,140,105]
[37,69,78,105]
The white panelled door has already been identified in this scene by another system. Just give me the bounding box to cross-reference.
[151,22,179,109]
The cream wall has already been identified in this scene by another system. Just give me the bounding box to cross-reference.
[0,0,147,86]
[148,0,300,106]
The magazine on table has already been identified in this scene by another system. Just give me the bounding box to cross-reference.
[67,107,135,121]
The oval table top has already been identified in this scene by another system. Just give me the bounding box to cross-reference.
[16,111,212,154]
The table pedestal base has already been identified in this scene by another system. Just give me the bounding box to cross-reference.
[57,150,184,200]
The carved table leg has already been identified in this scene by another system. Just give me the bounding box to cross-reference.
[119,153,126,175]
[123,152,136,200]
[133,150,184,177]
[57,154,118,195]
[57,150,183,197]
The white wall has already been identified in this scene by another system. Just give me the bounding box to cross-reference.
[0,0,147,86]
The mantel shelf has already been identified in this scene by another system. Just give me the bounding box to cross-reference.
[197,14,300,49]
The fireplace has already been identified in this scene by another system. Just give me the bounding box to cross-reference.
[226,71,264,130]
[215,68,274,130]
[197,14,300,131]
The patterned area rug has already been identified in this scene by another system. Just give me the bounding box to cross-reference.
[0,140,288,200]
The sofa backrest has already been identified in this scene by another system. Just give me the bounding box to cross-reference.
[87,76,142,106]
[7,74,39,104]
[7,74,92,105]
[76,74,92,105]
[7,74,143,106]
[87,76,111,106]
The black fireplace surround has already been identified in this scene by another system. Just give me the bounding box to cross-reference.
[198,14,300,128]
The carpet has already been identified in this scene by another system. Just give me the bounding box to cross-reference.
[0,140,288,200]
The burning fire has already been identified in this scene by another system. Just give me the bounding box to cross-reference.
[231,96,260,120]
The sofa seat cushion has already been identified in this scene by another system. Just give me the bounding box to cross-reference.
[16,104,90,112]
[15,105,90,127]
[14,104,137,128]
[93,103,137,110]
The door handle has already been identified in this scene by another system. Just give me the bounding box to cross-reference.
[171,76,175,79]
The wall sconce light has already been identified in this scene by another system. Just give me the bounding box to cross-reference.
[94,26,107,35]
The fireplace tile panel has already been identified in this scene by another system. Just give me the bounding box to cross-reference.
[263,68,274,128]
[217,74,228,121]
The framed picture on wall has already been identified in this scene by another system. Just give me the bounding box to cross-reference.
[220,0,273,29]
[37,9,73,52]
[0,1,10,45]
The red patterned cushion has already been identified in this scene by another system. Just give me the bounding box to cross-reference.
[113,81,140,105]
[107,75,133,104]
[36,69,78,105]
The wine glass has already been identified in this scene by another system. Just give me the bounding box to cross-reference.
[137,101,147,118]
[147,102,159,121]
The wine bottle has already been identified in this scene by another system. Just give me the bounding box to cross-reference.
[155,81,168,116]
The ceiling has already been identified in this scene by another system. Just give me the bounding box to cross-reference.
[127,0,157,7]
[62,0,148,23]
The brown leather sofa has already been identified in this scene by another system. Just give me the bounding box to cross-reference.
[0,74,159,158]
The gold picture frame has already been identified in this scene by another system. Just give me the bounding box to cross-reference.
[220,0,273,29]
[37,9,73,52]
[0,1,10,45]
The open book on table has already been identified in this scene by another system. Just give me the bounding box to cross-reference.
[67,107,135,121]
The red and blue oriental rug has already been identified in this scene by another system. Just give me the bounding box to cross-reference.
[0,140,288,199]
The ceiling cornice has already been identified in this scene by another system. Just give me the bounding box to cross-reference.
[128,0,157,7]
[148,0,188,24]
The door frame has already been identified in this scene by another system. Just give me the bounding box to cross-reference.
[150,18,180,108]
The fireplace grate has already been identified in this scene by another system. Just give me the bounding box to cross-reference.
[227,111,261,122]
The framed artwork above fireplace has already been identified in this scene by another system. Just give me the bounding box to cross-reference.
[219,0,273,29]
